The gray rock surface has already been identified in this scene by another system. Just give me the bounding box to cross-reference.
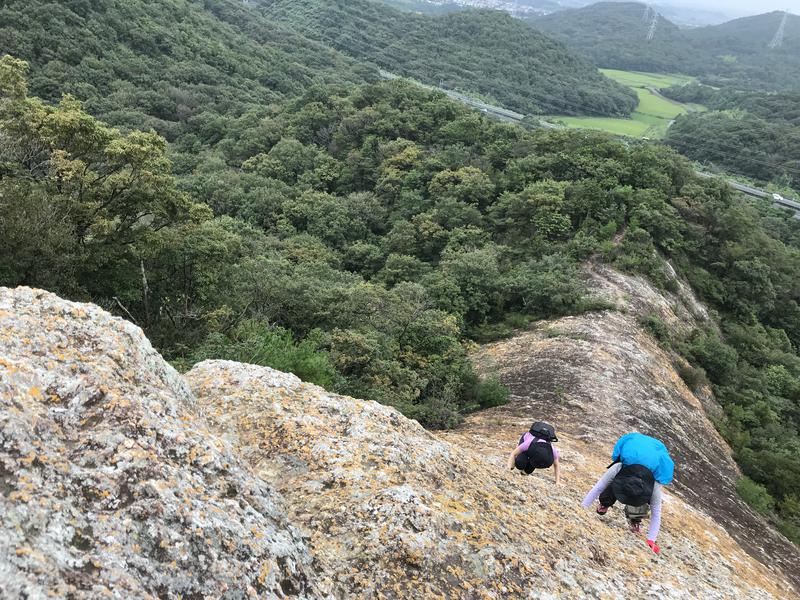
[1,279,798,599]
[471,263,800,590]
[0,287,321,599]
[188,357,797,599]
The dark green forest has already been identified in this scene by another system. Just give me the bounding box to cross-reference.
[532,3,800,91]
[685,10,800,90]
[0,0,376,157]
[532,2,698,74]
[260,0,638,116]
[664,85,800,190]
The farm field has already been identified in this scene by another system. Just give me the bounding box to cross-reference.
[547,69,704,139]
[552,116,651,137]
[598,69,693,88]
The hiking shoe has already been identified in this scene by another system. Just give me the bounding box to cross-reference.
[596,503,609,515]
[628,520,641,534]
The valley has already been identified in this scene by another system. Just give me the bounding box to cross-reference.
[548,69,702,139]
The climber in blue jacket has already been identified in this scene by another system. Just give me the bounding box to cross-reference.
[582,432,674,554]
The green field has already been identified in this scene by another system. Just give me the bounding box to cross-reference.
[553,116,652,137]
[598,69,693,88]
[634,88,684,119]
[547,69,703,139]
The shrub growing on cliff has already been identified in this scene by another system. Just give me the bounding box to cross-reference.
[736,477,776,516]
[186,321,341,390]
[464,374,510,410]
[639,314,669,345]
[676,362,709,393]
[684,333,740,386]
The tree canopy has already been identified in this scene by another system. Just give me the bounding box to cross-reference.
[664,85,800,191]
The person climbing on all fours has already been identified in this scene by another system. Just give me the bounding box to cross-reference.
[581,432,674,554]
[506,421,561,485]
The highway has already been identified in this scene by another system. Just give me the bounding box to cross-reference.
[697,172,800,217]
[378,70,526,123]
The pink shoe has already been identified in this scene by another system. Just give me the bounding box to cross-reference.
[596,503,609,515]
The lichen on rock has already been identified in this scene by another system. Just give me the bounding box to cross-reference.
[187,356,798,599]
[0,287,322,599]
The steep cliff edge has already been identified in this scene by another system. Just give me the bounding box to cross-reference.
[2,282,799,599]
[466,262,800,590]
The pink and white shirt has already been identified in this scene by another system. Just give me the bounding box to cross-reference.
[516,432,560,460]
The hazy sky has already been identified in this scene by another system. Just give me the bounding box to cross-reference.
[663,0,800,17]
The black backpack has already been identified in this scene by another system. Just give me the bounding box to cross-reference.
[529,421,558,443]
[516,427,556,471]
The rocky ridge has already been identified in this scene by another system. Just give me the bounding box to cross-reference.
[1,279,799,599]
[466,261,800,587]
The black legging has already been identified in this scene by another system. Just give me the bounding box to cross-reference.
[599,482,619,508]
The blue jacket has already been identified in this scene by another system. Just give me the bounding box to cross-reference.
[612,433,674,485]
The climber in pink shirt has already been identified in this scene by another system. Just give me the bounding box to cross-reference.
[506,421,561,485]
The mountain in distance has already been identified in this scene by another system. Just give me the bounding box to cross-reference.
[383,0,732,24]
[532,2,699,73]
[385,0,566,17]
[261,0,638,116]
[653,3,731,27]
[684,10,800,84]
[531,3,800,90]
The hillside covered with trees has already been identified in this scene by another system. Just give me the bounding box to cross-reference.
[685,10,800,89]
[531,3,800,91]
[0,0,376,155]
[260,0,638,116]
[664,85,800,190]
[532,2,698,74]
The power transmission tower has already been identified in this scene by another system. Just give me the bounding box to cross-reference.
[642,5,651,22]
[646,11,658,41]
[768,11,788,49]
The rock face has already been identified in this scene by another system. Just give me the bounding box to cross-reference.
[186,354,797,600]
[2,279,799,599]
[469,262,800,589]
[0,288,320,599]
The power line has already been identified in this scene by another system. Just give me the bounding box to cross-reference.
[646,11,659,42]
[666,136,800,177]
[768,11,788,49]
